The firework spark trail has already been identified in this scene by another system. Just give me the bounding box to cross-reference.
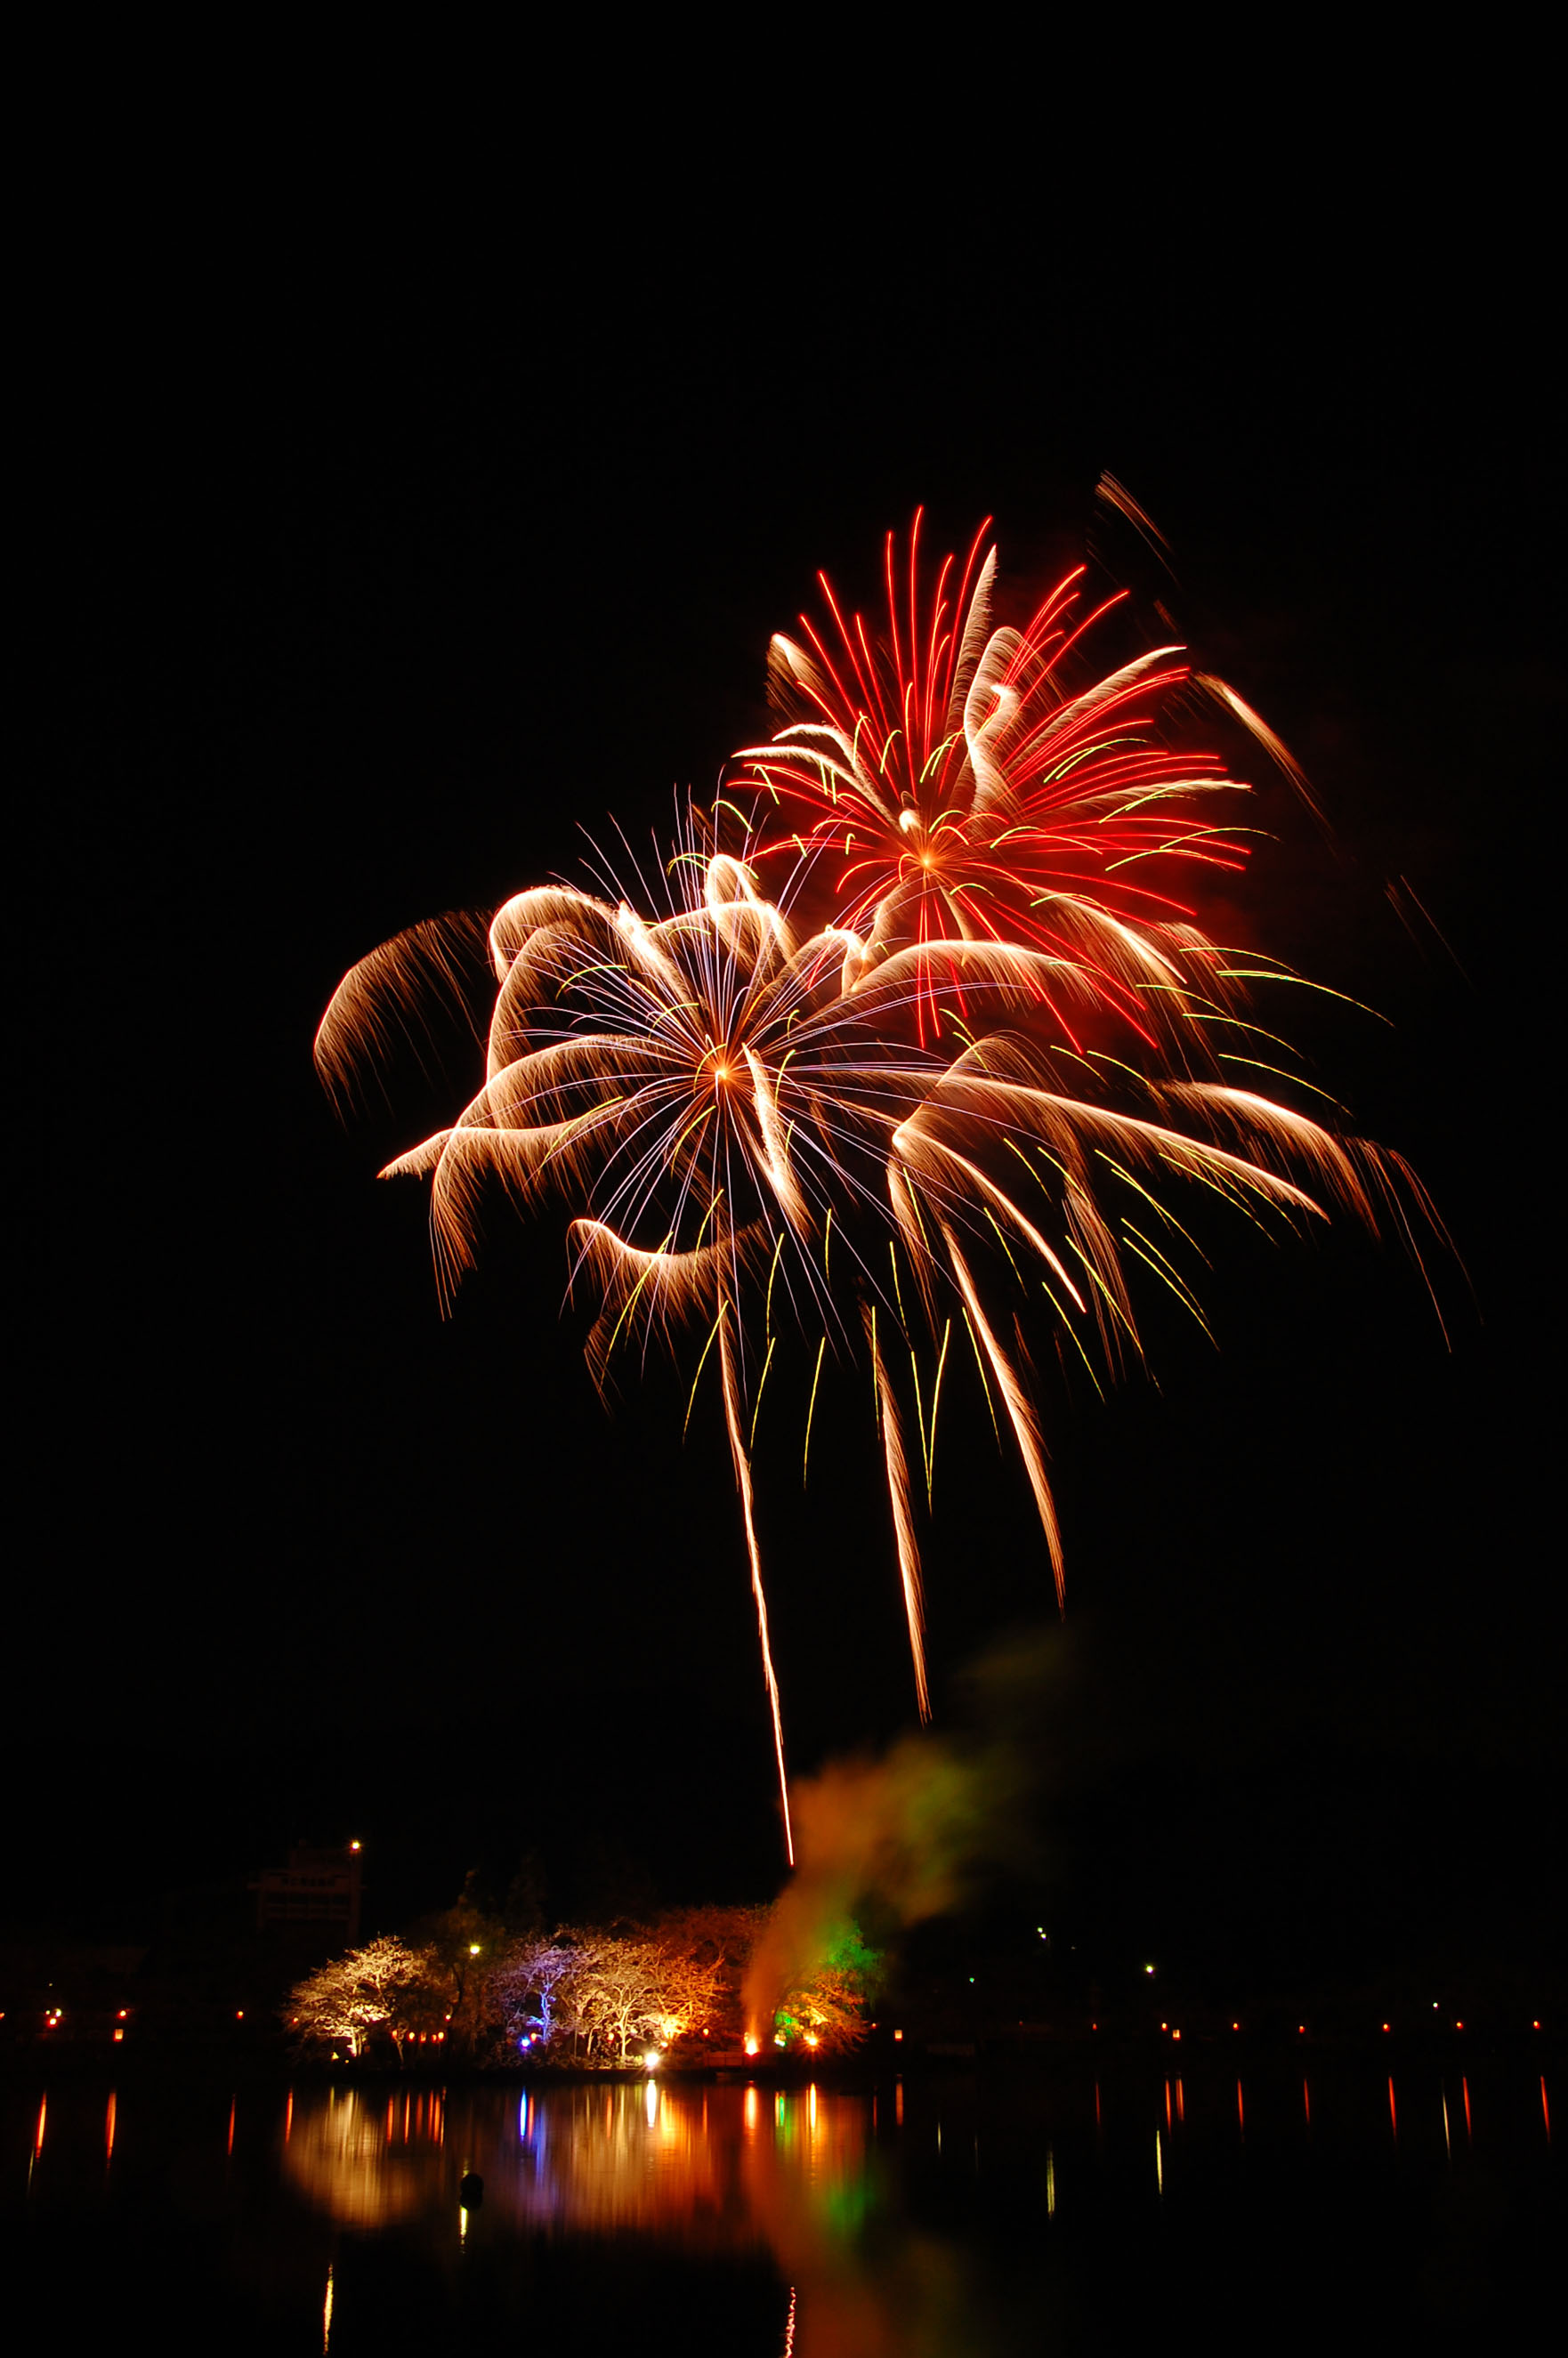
[864,1302,930,1721]
[316,515,1443,1845]
[720,1302,795,1861]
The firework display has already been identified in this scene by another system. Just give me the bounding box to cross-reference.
[316,513,1433,1859]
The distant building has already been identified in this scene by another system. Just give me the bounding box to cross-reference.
[253,1844,362,1942]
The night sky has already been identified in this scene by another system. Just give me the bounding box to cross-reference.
[17,181,1560,1988]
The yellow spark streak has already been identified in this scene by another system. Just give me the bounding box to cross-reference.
[1045,1283,1107,1397]
[866,1307,930,1719]
[764,1232,785,1336]
[1216,1054,1347,1110]
[597,1224,680,1368]
[909,1346,930,1499]
[1063,1234,1144,1354]
[1095,1155,1212,1264]
[719,1306,793,1863]
[1213,969,1392,1023]
[1120,1225,1216,1342]
[683,1310,724,1440]
[803,1335,827,1486]
[888,1242,909,1333]
[926,1319,952,1507]
[749,1335,776,1452]
[983,1207,1029,1290]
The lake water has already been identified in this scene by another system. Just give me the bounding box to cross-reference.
[4,2056,1559,2350]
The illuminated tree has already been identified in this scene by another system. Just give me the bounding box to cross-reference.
[492,1925,731,2066]
[772,1920,885,2055]
[283,1935,436,2063]
[491,1932,600,2058]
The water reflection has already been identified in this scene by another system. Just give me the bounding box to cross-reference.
[10,2063,1558,2349]
[281,2079,982,2354]
[284,2086,436,2228]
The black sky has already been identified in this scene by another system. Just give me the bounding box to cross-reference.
[16,171,1560,1969]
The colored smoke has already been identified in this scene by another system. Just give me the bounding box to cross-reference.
[743,1664,1042,2039]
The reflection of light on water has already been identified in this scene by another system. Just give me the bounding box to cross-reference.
[1236,2080,1244,2140]
[227,2098,236,2159]
[781,2284,796,2354]
[272,2079,986,2354]
[1462,2079,1472,2140]
[1155,2128,1163,2198]
[1303,2079,1311,2129]
[322,2264,334,2354]
[105,2092,117,2164]
[1046,2145,1055,2217]
[283,2088,431,2227]
[1387,2079,1397,2142]
[1542,2078,1551,2141]
[1443,2087,1451,2160]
